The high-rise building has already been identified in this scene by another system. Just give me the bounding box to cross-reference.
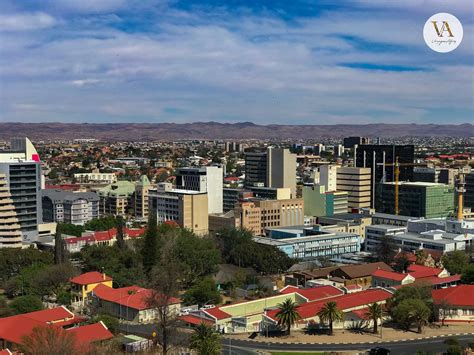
[333,144,344,158]
[134,175,152,220]
[244,147,296,197]
[0,138,42,243]
[42,190,99,225]
[0,174,23,248]
[465,172,474,209]
[175,166,223,214]
[337,167,372,210]
[149,183,209,235]
[222,188,253,212]
[376,182,455,218]
[319,165,338,192]
[343,136,370,149]
[355,144,414,207]
[413,167,455,185]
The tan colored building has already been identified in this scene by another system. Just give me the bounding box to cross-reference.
[149,183,209,236]
[337,167,372,211]
[254,198,304,235]
[134,175,152,220]
[0,174,22,248]
[97,180,135,216]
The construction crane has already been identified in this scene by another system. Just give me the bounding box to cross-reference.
[456,166,470,221]
[377,157,426,215]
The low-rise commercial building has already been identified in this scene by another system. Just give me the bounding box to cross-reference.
[254,225,360,260]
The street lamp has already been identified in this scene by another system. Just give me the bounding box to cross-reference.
[126,288,146,334]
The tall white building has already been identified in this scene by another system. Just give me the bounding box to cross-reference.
[319,165,338,193]
[175,166,223,214]
[0,174,23,248]
[0,138,42,244]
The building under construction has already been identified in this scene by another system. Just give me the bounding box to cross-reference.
[375,181,455,218]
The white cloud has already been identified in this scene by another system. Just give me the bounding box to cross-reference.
[71,78,101,86]
[0,12,56,31]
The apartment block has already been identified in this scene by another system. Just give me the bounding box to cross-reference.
[253,198,304,234]
[319,165,338,192]
[134,175,152,220]
[0,174,23,248]
[42,189,99,225]
[149,183,209,235]
[0,138,42,243]
[97,181,135,216]
[337,167,372,210]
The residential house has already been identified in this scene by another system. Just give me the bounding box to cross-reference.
[91,284,181,324]
[70,272,113,305]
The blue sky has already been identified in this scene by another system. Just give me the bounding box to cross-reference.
[0,0,472,124]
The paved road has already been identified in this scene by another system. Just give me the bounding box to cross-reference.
[223,334,474,354]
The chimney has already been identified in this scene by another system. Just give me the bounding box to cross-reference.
[102,272,106,281]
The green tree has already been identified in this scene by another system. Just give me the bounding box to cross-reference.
[92,314,120,334]
[388,283,432,312]
[84,215,117,231]
[217,228,294,274]
[392,299,430,333]
[115,215,126,250]
[275,298,301,335]
[57,223,84,237]
[54,229,68,264]
[10,295,43,314]
[317,301,344,336]
[365,302,383,334]
[375,235,397,264]
[461,264,474,284]
[441,250,469,275]
[141,213,158,277]
[0,248,53,283]
[0,297,12,317]
[183,278,221,307]
[173,231,220,286]
[409,299,431,333]
[56,291,71,305]
[393,255,410,273]
[189,323,221,355]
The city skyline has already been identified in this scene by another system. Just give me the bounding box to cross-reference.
[0,0,472,124]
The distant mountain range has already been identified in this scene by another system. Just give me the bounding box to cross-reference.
[1,122,473,141]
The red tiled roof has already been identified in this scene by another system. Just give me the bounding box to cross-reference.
[203,307,232,320]
[94,228,117,242]
[407,265,443,279]
[70,271,112,285]
[0,349,13,355]
[92,284,180,310]
[64,235,95,245]
[20,306,74,324]
[0,316,45,345]
[179,315,213,326]
[280,285,344,301]
[267,288,392,322]
[372,269,411,282]
[345,284,362,291]
[0,307,82,345]
[67,322,113,344]
[432,285,474,306]
[125,227,145,238]
[419,274,460,286]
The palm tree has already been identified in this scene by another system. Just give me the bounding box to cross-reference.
[189,323,221,355]
[275,298,301,335]
[365,302,383,334]
[409,301,431,334]
[317,301,344,335]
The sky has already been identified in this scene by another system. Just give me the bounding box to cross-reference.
[0,0,472,125]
